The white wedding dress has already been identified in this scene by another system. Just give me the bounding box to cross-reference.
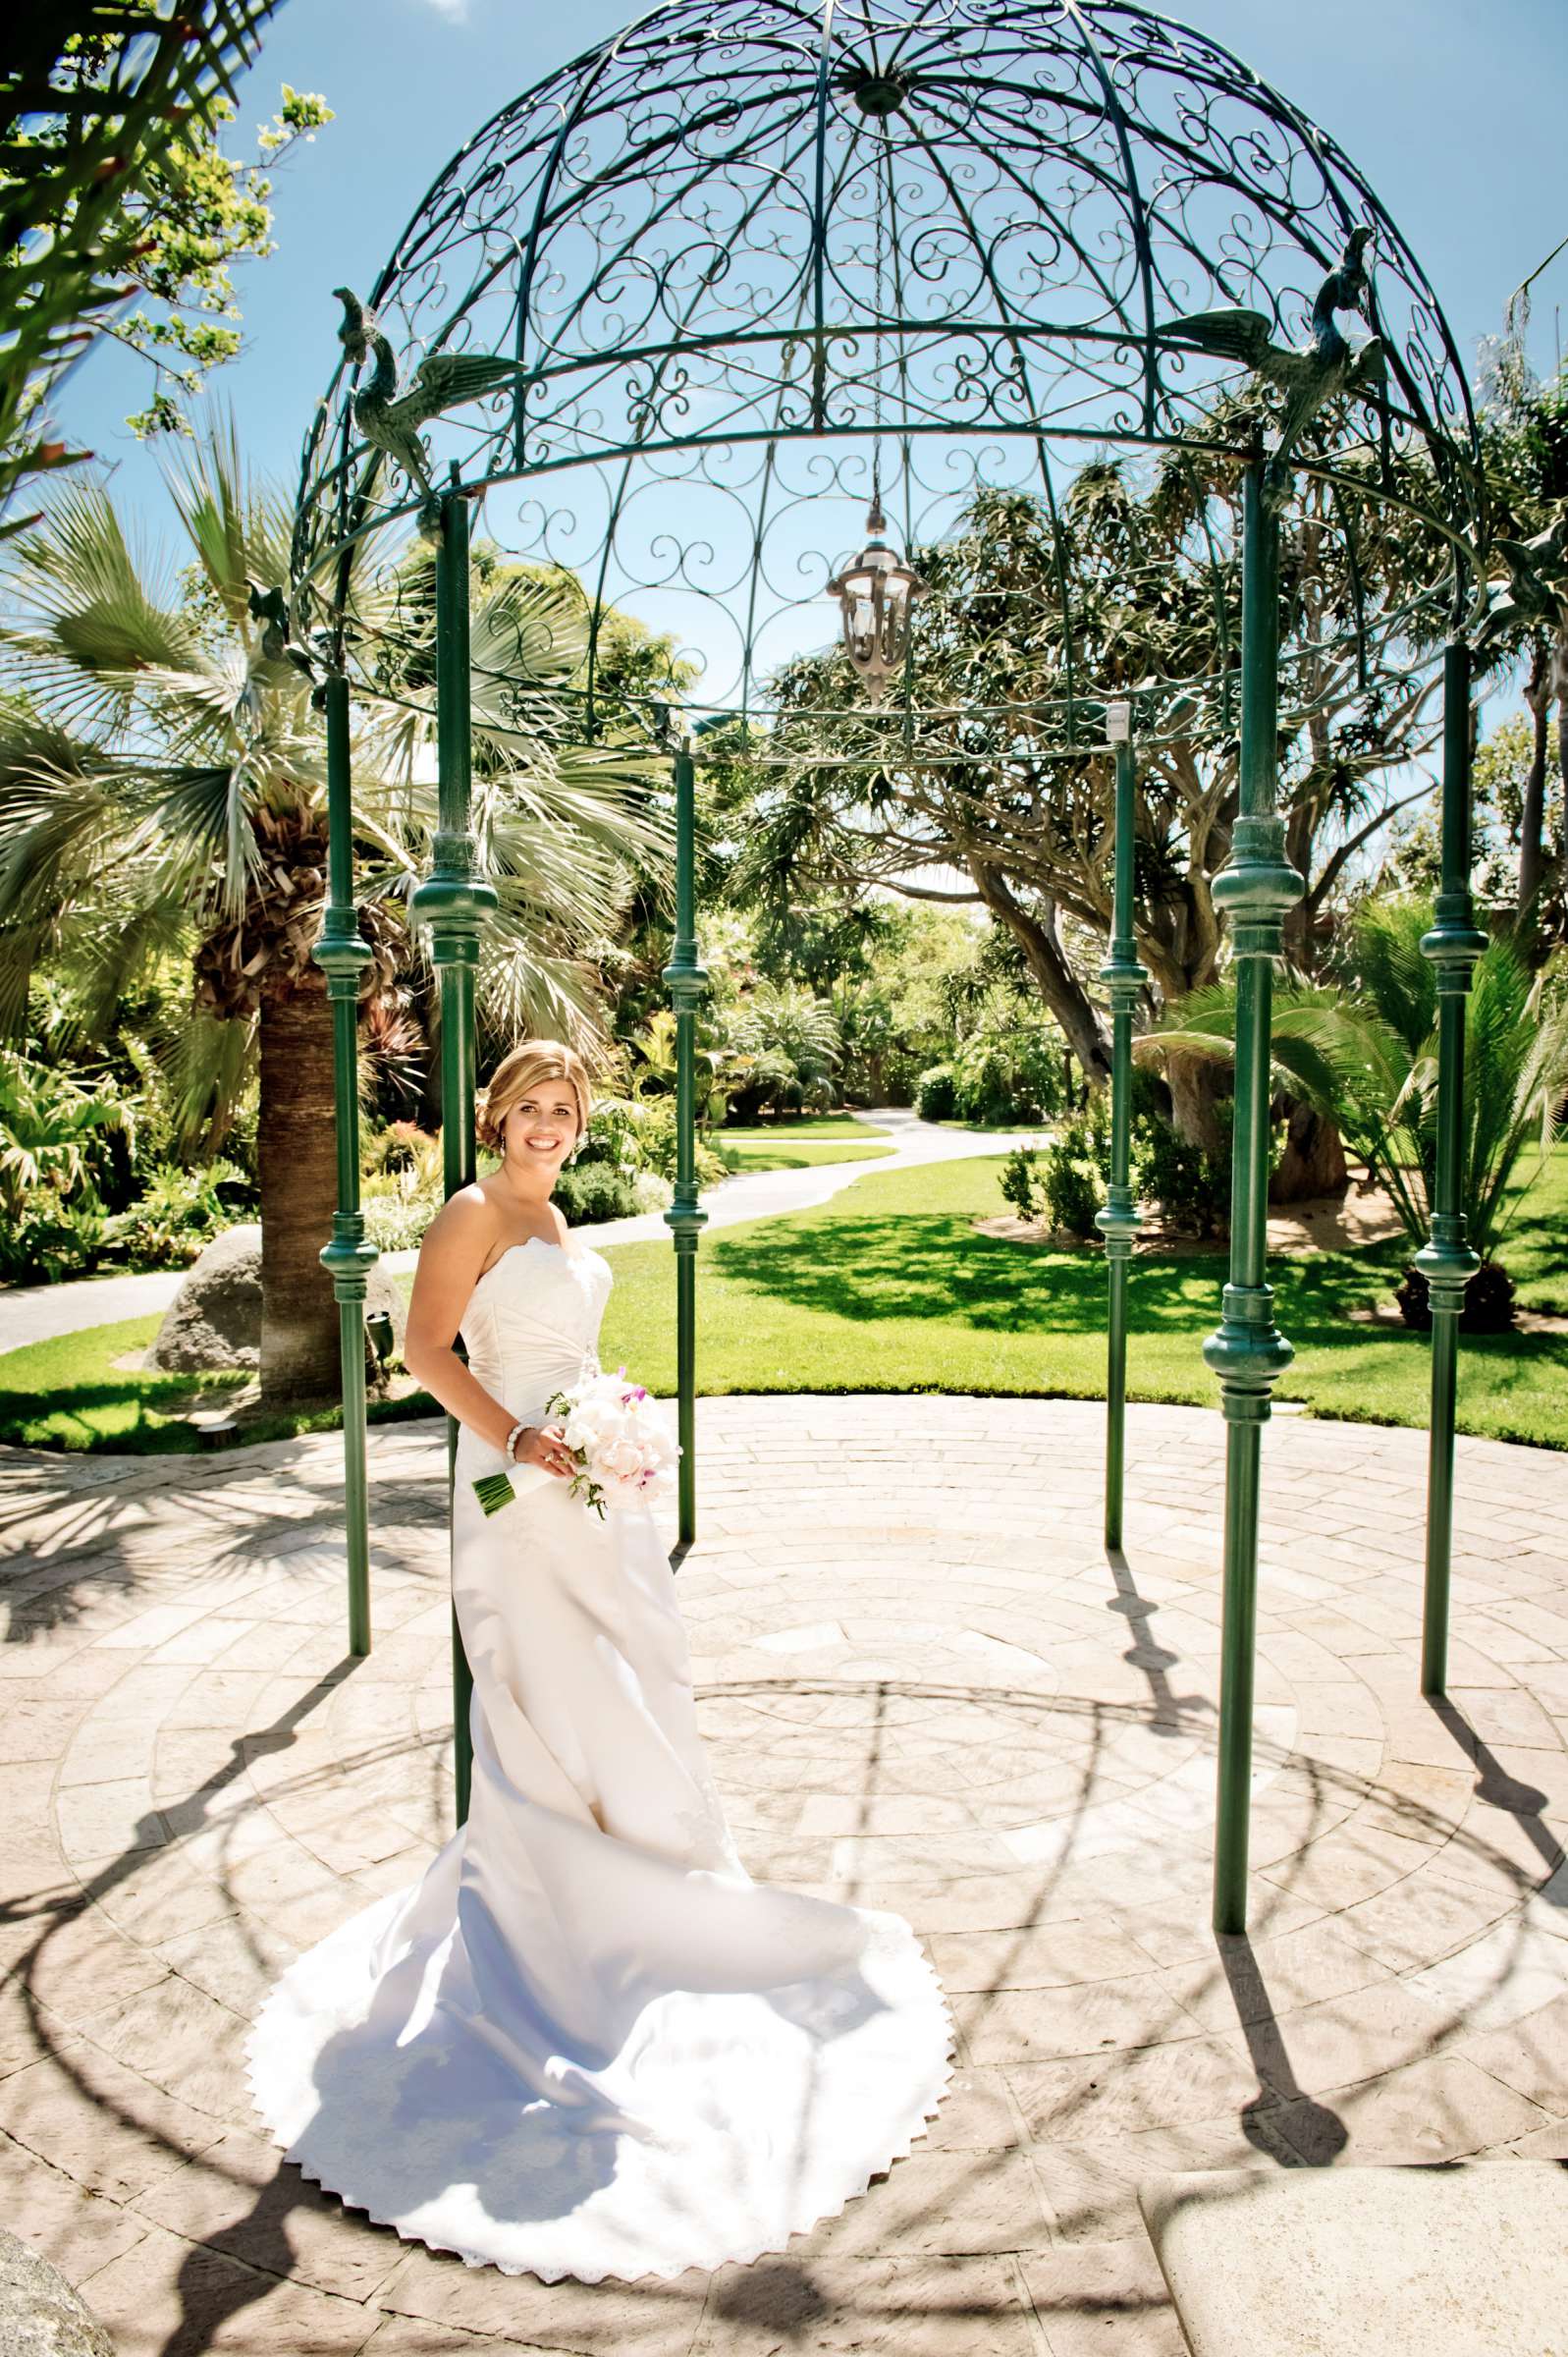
[245,1235,954,2282]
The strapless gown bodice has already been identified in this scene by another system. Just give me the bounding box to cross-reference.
[246,1236,954,2282]
[457,1234,613,1434]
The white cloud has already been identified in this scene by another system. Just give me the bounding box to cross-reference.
[422,0,468,18]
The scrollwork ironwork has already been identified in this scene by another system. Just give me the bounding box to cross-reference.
[293,0,1481,757]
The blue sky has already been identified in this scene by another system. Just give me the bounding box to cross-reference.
[62,0,1568,520]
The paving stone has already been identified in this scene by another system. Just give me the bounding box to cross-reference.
[691,2251,1037,2357]
[1019,2240,1188,2355]
[21,1910,171,2036]
[791,2148,1054,2259]
[377,2243,707,2356]
[76,1976,253,2126]
[957,1976,1199,2067]
[1158,1921,1393,2032]
[0,2129,150,2282]
[130,2128,408,2301]
[77,2220,379,2357]
[0,1397,1566,2341]
[0,2049,226,2203]
[1447,1989,1568,2111]
[1140,2162,1568,2357]
[929,1922,1156,1994]
[1270,2052,1549,2163]
[356,2322,573,2355]
[1007,2036,1266,2142]
[1028,2119,1270,2245]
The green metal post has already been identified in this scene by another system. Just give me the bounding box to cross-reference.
[314,673,377,1658]
[410,477,496,1825]
[1097,701,1146,1551]
[1206,462,1304,1936]
[663,745,708,1549]
[1417,640,1486,1697]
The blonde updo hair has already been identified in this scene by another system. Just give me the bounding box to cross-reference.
[477,1039,592,1158]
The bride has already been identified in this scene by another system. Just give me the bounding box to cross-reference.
[245,1038,954,2283]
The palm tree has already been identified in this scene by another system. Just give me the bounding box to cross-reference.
[1142,897,1568,1327]
[0,422,669,1399]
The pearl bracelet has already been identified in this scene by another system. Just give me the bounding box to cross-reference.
[504,1420,528,1465]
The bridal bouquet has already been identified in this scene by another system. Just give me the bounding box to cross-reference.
[473,1367,679,1519]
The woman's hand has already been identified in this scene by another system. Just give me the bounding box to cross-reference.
[514,1421,575,1479]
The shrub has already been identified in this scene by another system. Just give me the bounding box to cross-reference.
[951,1022,1067,1124]
[552,1161,642,1224]
[1040,1105,1109,1239]
[916,1065,957,1121]
[0,1200,112,1284]
[109,1160,248,1268]
[362,1125,444,1252]
[1000,1145,1050,1222]
[362,1183,438,1254]
[584,1096,724,1191]
[1396,1259,1518,1336]
[364,1122,441,1180]
[1133,1111,1232,1240]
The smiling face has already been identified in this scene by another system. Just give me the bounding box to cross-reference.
[500,1085,581,1180]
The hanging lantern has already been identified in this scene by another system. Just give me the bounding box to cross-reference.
[828,494,927,697]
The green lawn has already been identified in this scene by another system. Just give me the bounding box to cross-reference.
[0,1319,250,1453]
[594,1150,1568,1452]
[712,1114,895,1175]
[5,1147,1566,1454]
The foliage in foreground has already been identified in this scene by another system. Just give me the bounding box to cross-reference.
[2,6,329,521]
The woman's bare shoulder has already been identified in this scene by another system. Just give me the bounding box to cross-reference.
[418,1183,499,1258]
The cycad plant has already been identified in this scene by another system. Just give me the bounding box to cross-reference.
[1142,897,1568,1330]
[0,422,667,1399]
[719,983,842,1119]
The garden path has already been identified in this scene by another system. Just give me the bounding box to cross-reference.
[0,1111,1049,1354]
[0,1396,1564,2354]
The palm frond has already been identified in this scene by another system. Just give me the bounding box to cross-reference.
[162,411,294,628]
[1,485,205,733]
[166,1008,258,1156]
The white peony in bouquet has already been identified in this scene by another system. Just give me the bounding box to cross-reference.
[473,1366,679,1519]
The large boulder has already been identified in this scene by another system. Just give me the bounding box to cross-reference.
[0,2226,115,2357]
[146,1223,406,1374]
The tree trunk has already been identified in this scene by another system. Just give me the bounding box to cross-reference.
[1165,1050,1230,1158]
[257,978,342,1404]
[1270,1100,1349,1202]
[1519,640,1550,918]
[969,865,1111,1083]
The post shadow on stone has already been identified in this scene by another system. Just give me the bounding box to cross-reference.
[1215,1935,1349,2166]
[1103,1545,1206,1736]
[1429,1695,1560,1884]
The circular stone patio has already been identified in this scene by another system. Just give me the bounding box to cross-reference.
[1,1396,1565,2356]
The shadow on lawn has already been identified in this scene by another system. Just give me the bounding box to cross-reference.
[712,1213,1415,1349]
[0,1362,246,1454]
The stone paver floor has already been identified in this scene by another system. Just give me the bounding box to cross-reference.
[1,1396,1566,2355]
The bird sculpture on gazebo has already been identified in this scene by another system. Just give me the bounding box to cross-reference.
[334,288,520,522]
[1165,227,1386,499]
[245,579,291,665]
[1471,519,1568,651]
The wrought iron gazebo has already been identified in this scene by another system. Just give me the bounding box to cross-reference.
[290,0,1491,1937]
